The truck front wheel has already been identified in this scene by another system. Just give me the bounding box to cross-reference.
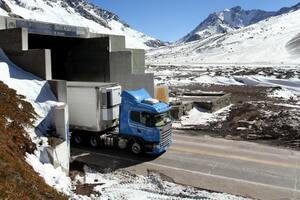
[130,141,143,155]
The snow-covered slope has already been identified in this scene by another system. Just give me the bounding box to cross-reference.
[147,5,300,65]
[177,3,300,44]
[0,48,58,132]
[177,6,276,44]
[0,0,164,49]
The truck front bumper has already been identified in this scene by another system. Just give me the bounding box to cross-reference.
[146,141,172,155]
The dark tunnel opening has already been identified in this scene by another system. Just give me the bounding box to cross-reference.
[28,34,111,82]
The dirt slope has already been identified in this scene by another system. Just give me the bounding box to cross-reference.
[0,81,66,200]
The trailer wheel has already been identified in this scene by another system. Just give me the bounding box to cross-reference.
[90,136,100,147]
[73,134,83,145]
[130,141,143,155]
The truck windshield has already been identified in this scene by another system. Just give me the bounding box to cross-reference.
[152,112,171,127]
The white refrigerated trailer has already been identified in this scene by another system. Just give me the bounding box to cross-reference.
[67,82,121,145]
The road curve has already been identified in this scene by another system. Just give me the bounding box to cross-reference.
[71,130,300,200]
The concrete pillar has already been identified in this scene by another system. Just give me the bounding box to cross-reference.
[54,104,69,140]
[129,49,146,74]
[53,103,70,174]
[110,51,155,97]
[109,35,126,52]
[7,49,52,80]
[0,28,28,52]
[48,80,67,103]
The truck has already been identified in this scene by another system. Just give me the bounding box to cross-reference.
[67,82,172,155]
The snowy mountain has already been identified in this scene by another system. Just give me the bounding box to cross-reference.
[177,4,300,44]
[147,3,300,65]
[0,0,165,49]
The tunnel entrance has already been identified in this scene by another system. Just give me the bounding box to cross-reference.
[28,34,110,82]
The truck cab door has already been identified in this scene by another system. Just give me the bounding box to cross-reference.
[129,111,156,141]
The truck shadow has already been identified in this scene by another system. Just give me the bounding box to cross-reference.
[71,145,163,171]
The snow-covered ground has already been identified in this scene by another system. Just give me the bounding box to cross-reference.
[0,0,161,49]
[71,165,251,200]
[147,65,300,95]
[173,106,232,129]
[147,6,300,65]
[148,64,300,129]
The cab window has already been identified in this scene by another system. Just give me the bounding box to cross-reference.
[130,111,140,123]
[141,112,152,127]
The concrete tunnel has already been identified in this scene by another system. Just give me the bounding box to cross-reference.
[28,34,111,82]
[0,16,155,96]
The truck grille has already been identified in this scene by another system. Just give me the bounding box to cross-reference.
[160,127,172,148]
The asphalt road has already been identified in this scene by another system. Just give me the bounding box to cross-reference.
[71,130,300,200]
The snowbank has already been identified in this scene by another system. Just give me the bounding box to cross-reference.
[153,71,300,96]
[173,106,232,128]
[26,153,73,195]
[0,49,72,196]
[234,76,300,94]
[0,49,58,132]
[268,88,298,100]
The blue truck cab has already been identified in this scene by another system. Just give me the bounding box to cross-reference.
[119,89,172,155]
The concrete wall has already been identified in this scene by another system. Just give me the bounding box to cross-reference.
[109,35,126,52]
[7,49,52,80]
[0,16,90,38]
[0,28,28,52]
[130,49,146,74]
[52,141,69,174]
[90,33,126,52]
[110,51,154,96]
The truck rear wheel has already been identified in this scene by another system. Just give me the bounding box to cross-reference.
[73,134,83,145]
[90,136,100,147]
[130,141,143,155]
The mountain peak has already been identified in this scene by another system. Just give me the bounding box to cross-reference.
[177,4,293,44]
[230,6,242,12]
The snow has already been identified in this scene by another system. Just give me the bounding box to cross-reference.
[174,106,232,128]
[268,88,298,100]
[148,64,300,96]
[274,103,300,108]
[147,7,300,65]
[155,74,300,96]
[0,49,58,132]
[72,165,251,200]
[25,153,73,195]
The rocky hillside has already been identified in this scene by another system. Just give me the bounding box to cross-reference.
[0,0,165,49]
[177,3,300,44]
[0,81,66,199]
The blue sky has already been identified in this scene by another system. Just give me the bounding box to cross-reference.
[91,0,300,42]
